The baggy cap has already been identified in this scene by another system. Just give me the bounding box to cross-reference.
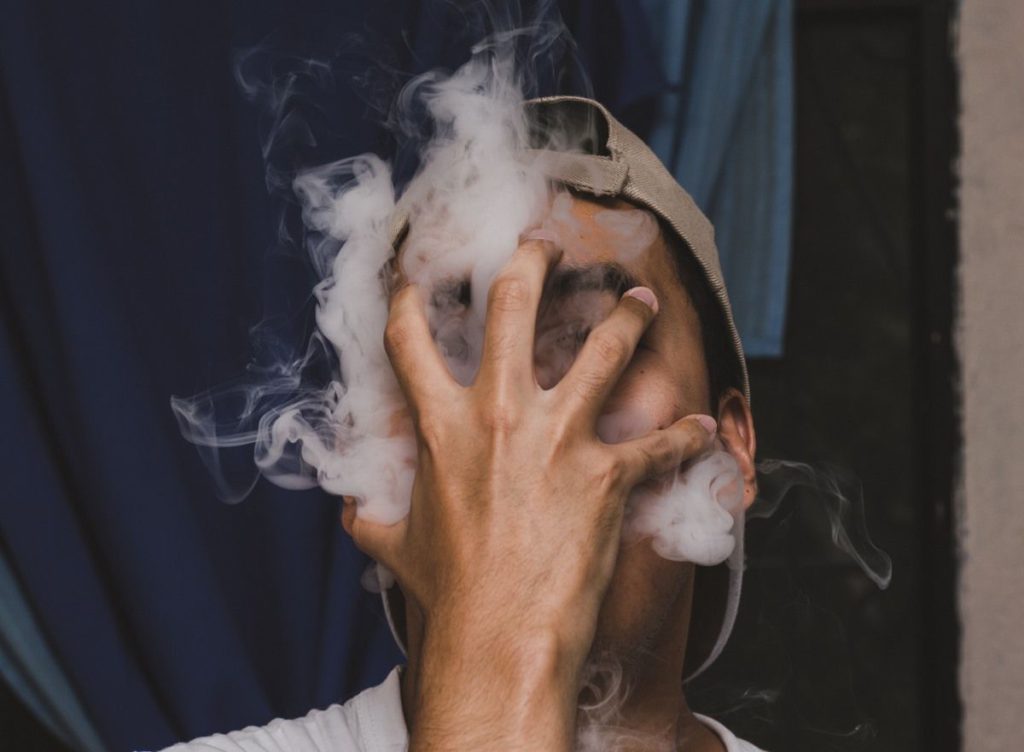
[524,95,750,401]
[383,95,749,681]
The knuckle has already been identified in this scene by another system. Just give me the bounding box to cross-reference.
[596,450,628,493]
[488,275,532,312]
[544,410,575,448]
[633,445,657,477]
[415,411,445,451]
[590,330,632,366]
[569,370,606,403]
[383,317,414,357]
[678,422,704,451]
[685,425,707,455]
[517,240,557,267]
[647,431,673,464]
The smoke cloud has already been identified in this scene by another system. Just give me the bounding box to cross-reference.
[752,459,893,589]
[171,25,747,572]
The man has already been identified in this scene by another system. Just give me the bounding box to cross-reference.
[161,96,763,751]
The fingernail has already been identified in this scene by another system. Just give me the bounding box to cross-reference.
[624,286,658,315]
[522,227,559,244]
[695,415,717,435]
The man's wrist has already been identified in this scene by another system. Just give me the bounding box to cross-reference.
[408,617,580,751]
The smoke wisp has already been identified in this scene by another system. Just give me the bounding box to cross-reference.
[172,21,748,571]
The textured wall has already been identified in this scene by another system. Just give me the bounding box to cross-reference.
[958,2,1024,749]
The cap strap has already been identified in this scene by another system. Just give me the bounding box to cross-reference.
[527,150,628,196]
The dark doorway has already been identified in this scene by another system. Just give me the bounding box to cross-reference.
[688,2,959,751]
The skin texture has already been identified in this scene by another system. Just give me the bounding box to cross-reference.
[341,194,758,751]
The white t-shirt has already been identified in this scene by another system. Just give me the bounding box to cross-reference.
[157,668,765,752]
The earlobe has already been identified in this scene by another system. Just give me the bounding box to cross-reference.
[716,388,758,509]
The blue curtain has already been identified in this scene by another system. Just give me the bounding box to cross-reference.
[0,550,105,752]
[640,0,794,357]
[0,2,669,751]
[1,2,795,750]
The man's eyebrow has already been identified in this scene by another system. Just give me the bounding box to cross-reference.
[545,262,642,299]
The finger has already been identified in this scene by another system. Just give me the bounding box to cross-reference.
[384,282,457,411]
[341,496,406,571]
[555,287,658,420]
[477,239,561,388]
[612,414,717,488]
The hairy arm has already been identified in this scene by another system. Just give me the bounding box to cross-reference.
[342,238,715,750]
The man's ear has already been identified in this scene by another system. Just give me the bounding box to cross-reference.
[716,387,758,510]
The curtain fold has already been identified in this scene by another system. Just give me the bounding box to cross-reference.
[0,547,106,752]
[640,0,795,357]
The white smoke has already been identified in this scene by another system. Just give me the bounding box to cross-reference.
[172,31,747,571]
[597,409,744,566]
[575,656,674,752]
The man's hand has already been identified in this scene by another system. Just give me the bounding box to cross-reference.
[342,238,716,750]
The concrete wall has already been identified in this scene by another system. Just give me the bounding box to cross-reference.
[958,2,1024,749]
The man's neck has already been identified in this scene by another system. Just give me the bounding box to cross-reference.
[398,656,726,752]
[396,571,726,750]
[596,661,726,752]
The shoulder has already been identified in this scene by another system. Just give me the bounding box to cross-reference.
[153,668,407,752]
[694,712,769,752]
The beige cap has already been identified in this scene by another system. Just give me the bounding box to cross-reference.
[387,95,749,399]
[523,95,750,401]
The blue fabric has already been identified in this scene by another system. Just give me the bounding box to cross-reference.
[0,3,667,751]
[0,548,106,752]
[640,0,795,357]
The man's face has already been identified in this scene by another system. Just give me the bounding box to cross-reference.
[535,194,712,664]
[398,191,715,667]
